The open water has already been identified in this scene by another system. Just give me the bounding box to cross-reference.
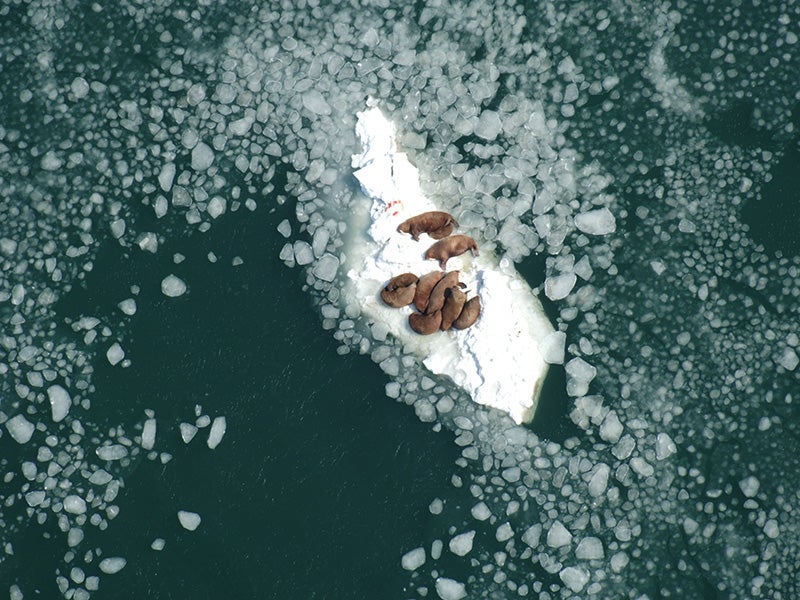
[0,1,798,599]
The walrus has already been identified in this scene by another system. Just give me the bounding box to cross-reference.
[451,296,481,330]
[380,272,418,307]
[413,271,445,313]
[440,287,467,331]
[426,271,462,314]
[409,310,442,335]
[424,234,479,269]
[397,211,459,241]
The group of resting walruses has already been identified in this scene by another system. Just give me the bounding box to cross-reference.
[380,210,482,335]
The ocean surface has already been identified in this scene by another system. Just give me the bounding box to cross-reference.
[1,1,798,599]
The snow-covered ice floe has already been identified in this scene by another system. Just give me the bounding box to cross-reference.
[348,107,555,424]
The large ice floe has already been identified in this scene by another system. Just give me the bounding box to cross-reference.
[349,107,555,424]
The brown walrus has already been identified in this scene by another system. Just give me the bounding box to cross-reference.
[409,310,442,335]
[424,235,479,269]
[451,296,481,330]
[440,287,467,331]
[413,271,445,313]
[380,272,418,307]
[397,211,459,241]
[426,271,462,314]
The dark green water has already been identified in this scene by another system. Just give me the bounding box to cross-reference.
[1,0,799,598]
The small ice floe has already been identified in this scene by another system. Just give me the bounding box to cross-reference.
[207,416,226,449]
[178,510,201,531]
[161,274,187,297]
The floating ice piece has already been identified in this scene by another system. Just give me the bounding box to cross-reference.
[180,422,198,443]
[539,330,566,364]
[576,536,605,560]
[547,520,572,548]
[96,444,128,461]
[99,557,127,574]
[521,524,542,547]
[161,274,187,297]
[178,510,201,531]
[349,107,553,424]
[71,76,90,98]
[207,416,226,449]
[435,577,467,600]
[63,495,87,514]
[471,501,492,521]
[574,207,616,235]
[151,538,166,551]
[159,163,175,192]
[6,414,35,444]
[401,547,426,571]
[106,343,125,366]
[778,347,799,371]
[655,432,677,459]
[545,272,577,301]
[560,566,590,592]
[313,253,339,282]
[118,298,137,315]
[141,418,157,450]
[191,142,214,171]
[449,531,475,556]
[739,475,760,498]
[48,384,71,422]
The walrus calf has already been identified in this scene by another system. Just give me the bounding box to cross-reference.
[426,271,462,314]
[380,272,418,308]
[424,235,479,269]
[440,287,467,330]
[397,211,459,241]
[413,271,445,313]
[409,310,442,335]
[451,296,481,329]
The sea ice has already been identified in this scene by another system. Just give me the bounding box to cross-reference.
[401,547,426,570]
[547,521,573,548]
[99,557,127,574]
[191,142,214,171]
[574,207,616,235]
[48,384,71,422]
[141,418,157,450]
[449,531,475,556]
[207,416,226,449]
[178,510,201,531]
[349,107,553,424]
[161,275,187,297]
[6,415,35,444]
[435,577,467,600]
[63,495,87,515]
